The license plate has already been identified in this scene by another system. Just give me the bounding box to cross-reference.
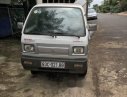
[41,61,65,69]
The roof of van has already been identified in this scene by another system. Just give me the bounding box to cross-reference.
[34,3,83,8]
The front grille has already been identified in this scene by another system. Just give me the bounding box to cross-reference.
[37,44,70,55]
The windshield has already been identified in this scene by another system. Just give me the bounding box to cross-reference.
[24,7,85,36]
[88,8,95,13]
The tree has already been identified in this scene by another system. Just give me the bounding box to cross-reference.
[119,0,127,11]
[93,4,100,12]
[98,0,127,13]
[87,0,93,5]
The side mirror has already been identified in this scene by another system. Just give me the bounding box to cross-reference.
[88,24,97,31]
[17,22,23,29]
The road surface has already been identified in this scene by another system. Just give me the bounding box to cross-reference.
[89,14,127,97]
[0,14,127,97]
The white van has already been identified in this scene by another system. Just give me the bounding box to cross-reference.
[21,4,96,76]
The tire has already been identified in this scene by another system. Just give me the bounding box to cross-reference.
[30,70,38,75]
[79,63,88,77]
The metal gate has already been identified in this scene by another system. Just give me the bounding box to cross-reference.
[0,7,25,38]
[9,8,25,35]
[42,0,75,3]
[0,7,12,38]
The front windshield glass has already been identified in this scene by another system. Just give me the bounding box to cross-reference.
[24,7,85,36]
[88,8,95,13]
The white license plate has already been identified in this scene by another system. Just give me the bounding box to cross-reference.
[41,61,65,69]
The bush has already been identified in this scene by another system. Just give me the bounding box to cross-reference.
[110,5,121,13]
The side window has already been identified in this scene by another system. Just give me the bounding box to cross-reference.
[26,11,38,28]
[24,9,39,33]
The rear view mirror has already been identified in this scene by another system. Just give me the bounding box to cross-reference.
[17,22,23,29]
[88,24,97,31]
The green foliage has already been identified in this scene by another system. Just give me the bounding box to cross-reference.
[120,0,127,11]
[93,4,100,12]
[110,5,121,13]
[88,0,93,5]
[94,0,127,13]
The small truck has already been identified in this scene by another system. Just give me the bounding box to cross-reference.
[21,2,97,76]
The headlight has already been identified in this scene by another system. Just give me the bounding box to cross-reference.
[24,44,34,52]
[73,47,84,54]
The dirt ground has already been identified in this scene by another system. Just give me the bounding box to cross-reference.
[118,11,127,16]
[0,14,127,97]
[0,38,96,97]
[90,14,127,97]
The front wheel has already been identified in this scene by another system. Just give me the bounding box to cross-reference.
[30,70,38,75]
[79,63,87,77]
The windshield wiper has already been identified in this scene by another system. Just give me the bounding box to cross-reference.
[25,31,80,38]
[71,35,81,38]
[25,32,42,35]
[54,32,81,38]
[25,31,56,36]
[47,31,56,37]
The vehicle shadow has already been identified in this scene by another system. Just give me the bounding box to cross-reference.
[28,72,86,88]
[17,71,88,96]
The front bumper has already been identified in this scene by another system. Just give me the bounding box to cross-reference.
[21,55,87,74]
